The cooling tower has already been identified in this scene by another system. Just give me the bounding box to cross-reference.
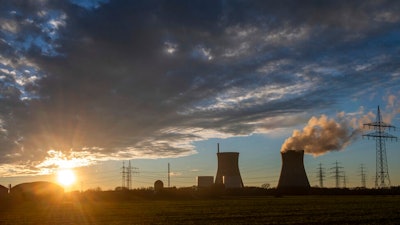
[277,150,310,194]
[215,152,244,188]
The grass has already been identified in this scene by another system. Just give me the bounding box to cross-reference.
[0,195,399,224]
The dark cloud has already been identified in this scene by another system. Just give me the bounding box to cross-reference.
[0,0,400,173]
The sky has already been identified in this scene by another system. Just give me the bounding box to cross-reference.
[0,0,399,191]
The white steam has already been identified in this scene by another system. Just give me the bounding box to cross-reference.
[281,114,362,156]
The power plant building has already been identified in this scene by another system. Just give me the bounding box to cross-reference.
[215,151,244,188]
[154,180,164,192]
[277,150,310,194]
[197,176,214,188]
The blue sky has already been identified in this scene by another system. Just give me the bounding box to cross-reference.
[0,0,399,190]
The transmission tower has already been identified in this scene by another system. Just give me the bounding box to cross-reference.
[330,161,344,188]
[168,163,171,188]
[127,161,132,190]
[359,164,367,188]
[316,163,326,188]
[124,161,139,190]
[121,162,127,189]
[121,161,138,190]
[363,106,398,188]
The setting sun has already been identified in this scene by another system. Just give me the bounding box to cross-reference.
[57,169,76,186]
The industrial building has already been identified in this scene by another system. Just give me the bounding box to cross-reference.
[215,145,244,188]
[277,150,310,194]
[197,176,214,188]
[154,180,164,192]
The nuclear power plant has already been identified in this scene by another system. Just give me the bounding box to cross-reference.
[215,144,244,188]
[277,150,310,194]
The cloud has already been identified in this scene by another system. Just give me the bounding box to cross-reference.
[384,93,400,123]
[69,0,110,10]
[0,0,400,175]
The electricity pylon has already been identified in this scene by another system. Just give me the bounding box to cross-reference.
[363,106,397,188]
[330,161,344,188]
[316,163,325,188]
[121,161,139,190]
[359,164,366,188]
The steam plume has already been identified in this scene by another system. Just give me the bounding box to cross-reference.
[281,114,360,156]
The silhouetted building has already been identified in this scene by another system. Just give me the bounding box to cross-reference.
[215,152,244,188]
[277,150,310,194]
[154,180,164,192]
[197,176,214,188]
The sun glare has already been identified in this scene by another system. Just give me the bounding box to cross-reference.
[57,169,76,186]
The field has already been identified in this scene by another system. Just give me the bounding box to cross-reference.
[0,195,399,224]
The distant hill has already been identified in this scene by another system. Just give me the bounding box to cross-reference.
[0,184,8,196]
[10,181,64,202]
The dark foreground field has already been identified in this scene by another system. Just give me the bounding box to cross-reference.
[0,195,399,225]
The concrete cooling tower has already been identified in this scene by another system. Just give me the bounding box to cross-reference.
[215,152,244,188]
[277,150,310,194]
